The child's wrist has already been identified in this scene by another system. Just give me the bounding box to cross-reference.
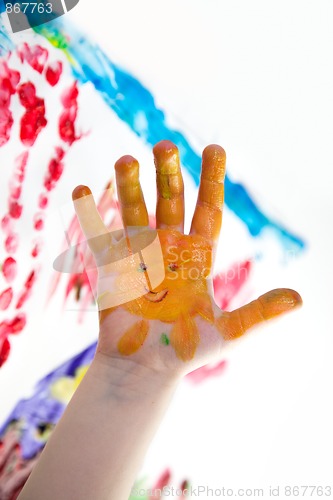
[90,351,181,402]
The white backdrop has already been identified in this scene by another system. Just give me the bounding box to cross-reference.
[1,1,333,497]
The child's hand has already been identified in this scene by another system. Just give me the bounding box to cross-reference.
[72,141,302,375]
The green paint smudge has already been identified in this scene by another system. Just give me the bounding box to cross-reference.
[160,333,170,346]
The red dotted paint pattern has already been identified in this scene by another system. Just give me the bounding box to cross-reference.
[18,43,49,74]
[45,61,63,87]
[0,44,82,368]
[18,82,47,147]
[0,61,20,147]
[47,181,120,323]
[59,82,81,145]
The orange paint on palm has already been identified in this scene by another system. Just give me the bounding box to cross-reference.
[122,230,214,322]
[117,319,149,355]
[169,313,200,362]
[102,229,215,361]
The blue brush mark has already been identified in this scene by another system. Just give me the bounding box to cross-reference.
[0,16,14,54]
[0,12,305,251]
[0,342,96,459]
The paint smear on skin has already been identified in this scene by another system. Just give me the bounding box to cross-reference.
[160,333,170,346]
[51,190,252,344]
[0,15,303,252]
[51,184,251,367]
[0,246,243,465]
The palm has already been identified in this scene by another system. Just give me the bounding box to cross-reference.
[72,141,301,374]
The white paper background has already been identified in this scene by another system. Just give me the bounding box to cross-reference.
[1,1,333,497]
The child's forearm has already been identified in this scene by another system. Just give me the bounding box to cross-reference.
[18,352,180,500]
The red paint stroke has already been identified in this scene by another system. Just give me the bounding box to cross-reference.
[31,240,42,259]
[213,259,252,311]
[7,152,29,222]
[18,43,49,74]
[0,423,41,498]
[5,233,19,253]
[149,469,171,500]
[0,288,13,311]
[18,82,47,147]
[2,257,17,283]
[47,181,118,307]
[16,271,37,310]
[45,61,63,86]
[59,82,80,145]
[0,314,26,369]
[186,360,227,384]
[0,61,20,147]
[179,479,190,499]
[148,470,189,500]
[0,338,10,368]
[8,202,23,220]
[38,193,49,210]
[43,147,65,192]
[33,213,44,231]
[1,215,12,232]
[0,47,83,369]
[0,314,27,336]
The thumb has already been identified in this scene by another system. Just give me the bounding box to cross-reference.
[216,288,302,340]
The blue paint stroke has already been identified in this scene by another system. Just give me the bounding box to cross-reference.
[0,17,14,54]
[0,11,305,251]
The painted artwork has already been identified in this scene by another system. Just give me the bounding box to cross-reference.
[0,1,331,498]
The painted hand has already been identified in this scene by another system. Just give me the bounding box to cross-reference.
[72,141,302,374]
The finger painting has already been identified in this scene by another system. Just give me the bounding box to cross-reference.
[0,5,309,498]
